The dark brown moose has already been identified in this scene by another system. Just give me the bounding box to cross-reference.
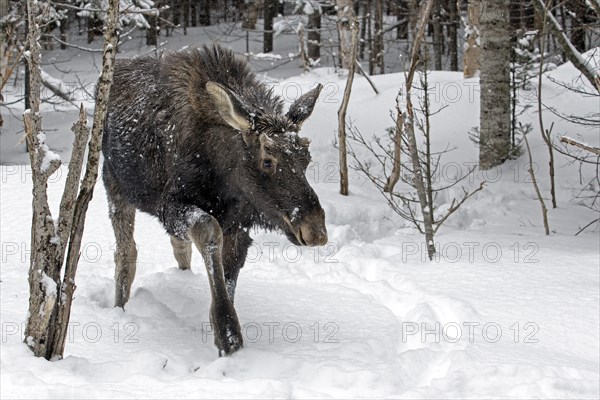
[102,45,327,355]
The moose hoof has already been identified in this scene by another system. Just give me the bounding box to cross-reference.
[215,324,243,356]
[211,302,243,356]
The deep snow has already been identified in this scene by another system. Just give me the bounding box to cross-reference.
[1,24,599,399]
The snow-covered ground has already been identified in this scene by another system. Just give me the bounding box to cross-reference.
[1,25,599,399]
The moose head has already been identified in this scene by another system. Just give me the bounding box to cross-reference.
[206,82,327,247]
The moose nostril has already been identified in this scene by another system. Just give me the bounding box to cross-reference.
[300,224,328,246]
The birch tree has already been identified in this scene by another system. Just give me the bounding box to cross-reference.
[336,0,356,69]
[479,0,512,169]
[464,0,481,78]
[23,0,120,360]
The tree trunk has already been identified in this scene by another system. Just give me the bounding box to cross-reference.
[242,1,259,29]
[464,0,481,78]
[23,0,120,361]
[338,21,359,195]
[432,0,443,70]
[307,6,321,61]
[373,0,384,74]
[569,0,587,52]
[146,11,158,46]
[408,0,418,40]
[172,0,181,27]
[182,0,190,34]
[58,1,68,50]
[298,24,309,71]
[367,0,373,72]
[263,0,276,53]
[479,0,512,169]
[396,0,408,39]
[337,0,356,69]
[87,15,102,44]
[199,0,211,26]
[448,0,458,71]
[190,1,197,26]
[359,0,367,59]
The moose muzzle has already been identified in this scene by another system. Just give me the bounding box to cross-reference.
[283,210,328,247]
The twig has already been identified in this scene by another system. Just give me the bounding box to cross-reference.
[575,218,599,236]
[44,35,103,52]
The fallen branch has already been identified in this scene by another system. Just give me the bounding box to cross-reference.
[560,136,600,156]
[355,60,379,95]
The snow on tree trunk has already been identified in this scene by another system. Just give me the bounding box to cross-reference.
[464,0,481,78]
[337,0,356,69]
[478,0,512,170]
[23,0,120,361]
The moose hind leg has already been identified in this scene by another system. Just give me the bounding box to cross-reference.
[110,199,137,308]
[170,236,192,270]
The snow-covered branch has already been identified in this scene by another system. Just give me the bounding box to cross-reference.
[560,136,600,156]
[533,0,600,92]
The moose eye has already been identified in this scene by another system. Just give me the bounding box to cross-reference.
[263,159,273,169]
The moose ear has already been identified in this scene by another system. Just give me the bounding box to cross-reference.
[286,83,323,127]
[206,81,252,132]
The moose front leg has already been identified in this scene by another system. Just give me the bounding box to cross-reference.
[189,215,243,356]
[222,229,252,303]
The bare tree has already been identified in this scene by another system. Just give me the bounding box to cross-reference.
[23,0,120,360]
[338,20,359,195]
[386,0,435,193]
[535,0,557,208]
[523,131,550,235]
[348,51,484,260]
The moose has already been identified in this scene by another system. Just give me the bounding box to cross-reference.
[102,45,327,355]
